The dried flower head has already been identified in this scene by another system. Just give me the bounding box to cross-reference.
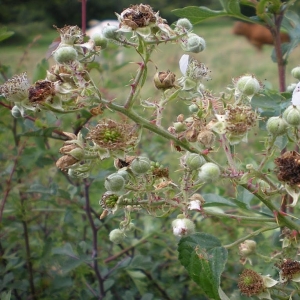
[54,25,84,45]
[238,269,264,297]
[87,119,139,151]
[225,105,257,136]
[0,72,30,103]
[28,80,55,105]
[277,259,300,283]
[274,151,300,186]
[117,4,157,30]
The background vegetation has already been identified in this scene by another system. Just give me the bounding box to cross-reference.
[1,1,300,300]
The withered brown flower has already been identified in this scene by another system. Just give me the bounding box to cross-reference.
[87,119,139,151]
[28,80,55,105]
[274,151,300,186]
[238,269,264,297]
[117,4,157,30]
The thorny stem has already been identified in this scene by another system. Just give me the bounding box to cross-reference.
[241,183,300,232]
[83,179,105,299]
[223,225,278,249]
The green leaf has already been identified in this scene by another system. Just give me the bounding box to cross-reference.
[219,0,242,15]
[172,6,227,24]
[32,59,49,82]
[178,233,228,300]
[202,193,237,207]
[20,127,58,138]
[0,291,12,300]
[126,270,148,295]
[0,27,14,43]
[52,243,77,257]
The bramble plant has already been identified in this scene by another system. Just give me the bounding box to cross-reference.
[2,0,300,299]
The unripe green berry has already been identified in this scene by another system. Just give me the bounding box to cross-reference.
[117,169,130,182]
[91,33,108,49]
[130,157,151,175]
[176,18,193,32]
[188,103,199,113]
[102,25,120,40]
[181,33,206,53]
[236,75,260,96]
[105,173,125,192]
[283,105,300,126]
[291,66,300,80]
[185,152,206,170]
[11,105,22,118]
[198,162,220,182]
[53,46,78,64]
[173,122,186,133]
[266,116,288,136]
[109,229,125,244]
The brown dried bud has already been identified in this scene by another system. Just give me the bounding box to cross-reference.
[56,155,78,170]
[59,144,78,154]
[153,71,176,90]
[185,127,198,142]
[197,130,215,148]
[177,114,185,122]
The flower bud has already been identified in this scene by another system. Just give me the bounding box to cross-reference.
[239,240,257,256]
[236,75,260,97]
[185,152,206,170]
[130,157,151,175]
[109,228,125,244]
[105,173,125,192]
[198,162,220,182]
[266,116,288,136]
[153,71,176,90]
[53,46,78,64]
[102,25,121,40]
[197,130,215,148]
[91,33,108,49]
[176,18,193,32]
[291,66,300,80]
[188,103,199,113]
[181,33,206,53]
[117,169,130,183]
[173,122,186,133]
[172,218,195,236]
[11,105,22,118]
[282,105,300,126]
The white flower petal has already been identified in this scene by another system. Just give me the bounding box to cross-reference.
[257,289,272,300]
[292,82,300,105]
[188,200,201,211]
[262,275,278,288]
[292,272,300,282]
[285,184,300,207]
[179,54,189,75]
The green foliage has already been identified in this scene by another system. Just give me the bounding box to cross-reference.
[178,233,228,299]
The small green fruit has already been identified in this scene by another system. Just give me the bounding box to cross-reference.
[181,33,206,53]
[236,75,260,96]
[185,152,206,170]
[130,157,151,175]
[291,66,300,80]
[105,173,125,192]
[266,116,288,136]
[109,229,125,244]
[283,105,300,126]
[176,18,193,32]
[53,46,78,64]
[198,162,220,182]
